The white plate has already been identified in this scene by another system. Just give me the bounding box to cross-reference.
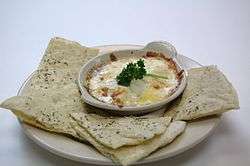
[18,44,221,165]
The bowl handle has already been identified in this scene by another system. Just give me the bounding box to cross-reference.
[143,41,177,59]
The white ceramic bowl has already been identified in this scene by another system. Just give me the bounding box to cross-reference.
[78,41,187,115]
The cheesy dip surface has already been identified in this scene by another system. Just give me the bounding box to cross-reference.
[86,52,180,107]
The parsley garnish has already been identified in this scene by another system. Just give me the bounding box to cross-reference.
[116,59,146,86]
[116,59,168,86]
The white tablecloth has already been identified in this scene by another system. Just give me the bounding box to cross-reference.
[0,0,249,165]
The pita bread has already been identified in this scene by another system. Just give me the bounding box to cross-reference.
[0,37,98,140]
[73,120,186,166]
[71,112,172,149]
[165,66,239,120]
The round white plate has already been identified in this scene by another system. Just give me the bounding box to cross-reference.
[18,44,221,165]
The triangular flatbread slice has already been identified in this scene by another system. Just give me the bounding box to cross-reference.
[0,37,98,140]
[71,112,172,149]
[73,121,186,166]
[165,66,239,120]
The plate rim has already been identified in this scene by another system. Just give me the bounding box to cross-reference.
[18,44,221,165]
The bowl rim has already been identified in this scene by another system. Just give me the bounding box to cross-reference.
[78,42,188,114]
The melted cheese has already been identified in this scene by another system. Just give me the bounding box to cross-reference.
[87,57,178,106]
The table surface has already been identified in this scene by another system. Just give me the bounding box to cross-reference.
[0,0,249,166]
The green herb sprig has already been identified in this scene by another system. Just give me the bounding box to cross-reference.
[116,59,146,86]
[116,59,168,86]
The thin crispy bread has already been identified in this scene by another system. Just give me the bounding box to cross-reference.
[73,121,186,166]
[165,66,239,120]
[0,37,98,140]
[71,112,172,149]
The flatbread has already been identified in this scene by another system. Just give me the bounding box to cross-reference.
[165,66,239,120]
[71,112,172,149]
[0,37,99,140]
[39,37,98,71]
[1,83,83,138]
[73,120,186,166]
